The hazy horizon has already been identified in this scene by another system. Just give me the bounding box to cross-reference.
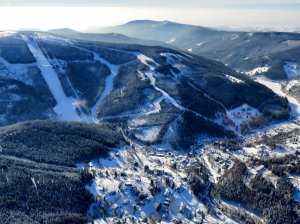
[0,1,300,32]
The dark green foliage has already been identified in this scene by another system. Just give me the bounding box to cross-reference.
[0,120,125,166]
[0,156,93,224]
[65,61,111,107]
[0,36,35,64]
[97,64,155,117]
[0,73,56,126]
[38,41,93,61]
[186,161,210,197]
[259,96,290,120]
[178,111,235,149]
[77,43,137,64]
[214,161,300,224]
[0,121,126,224]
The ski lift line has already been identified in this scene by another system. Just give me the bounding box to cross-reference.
[33,35,81,100]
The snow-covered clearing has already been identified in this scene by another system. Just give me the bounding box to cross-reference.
[0,56,35,85]
[226,104,261,133]
[22,34,82,121]
[255,76,300,117]
[134,126,162,142]
[284,61,300,80]
[244,66,270,76]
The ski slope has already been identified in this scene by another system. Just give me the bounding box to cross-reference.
[255,76,300,117]
[22,34,81,121]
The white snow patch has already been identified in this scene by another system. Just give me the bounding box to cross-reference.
[244,66,270,76]
[196,42,205,46]
[135,126,161,142]
[225,74,244,83]
[0,57,35,85]
[284,61,300,80]
[187,48,193,52]
[166,38,176,44]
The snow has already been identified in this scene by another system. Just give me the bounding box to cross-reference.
[231,34,239,40]
[81,147,218,223]
[255,76,300,117]
[22,34,82,121]
[222,104,262,133]
[284,79,299,92]
[187,48,193,52]
[135,126,161,142]
[69,45,120,122]
[166,38,176,44]
[136,55,185,111]
[90,54,119,120]
[136,54,158,70]
[196,42,205,46]
[160,53,189,79]
[244,66,270,76]
[35,32,73,45]
[0,57,35,85]
[0,31,15,37]
[284,61,300,80]
[225,74,244,83]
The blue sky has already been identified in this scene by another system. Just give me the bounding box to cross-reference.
[0,1,299,31]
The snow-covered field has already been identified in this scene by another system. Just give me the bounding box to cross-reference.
[254,76,300,117]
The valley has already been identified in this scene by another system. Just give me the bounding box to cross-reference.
[0,28,299,224]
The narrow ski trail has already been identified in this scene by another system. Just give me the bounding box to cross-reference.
[22,34,81,121]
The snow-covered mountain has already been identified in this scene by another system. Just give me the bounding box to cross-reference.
[95,20,300,78]
[1,30,300,224]
[0,31,290,148]
[93,20,300,104]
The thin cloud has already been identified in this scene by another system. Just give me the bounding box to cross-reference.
[1,0,300,7]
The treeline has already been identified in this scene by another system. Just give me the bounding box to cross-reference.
[178,111,235,149]
[214,161,300,224]
[38,41,93,61]
[77,44,137,65]
[0,36,36,64]
[0,120,125,166]
[65,61,110,107]
[0,120,128,223]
